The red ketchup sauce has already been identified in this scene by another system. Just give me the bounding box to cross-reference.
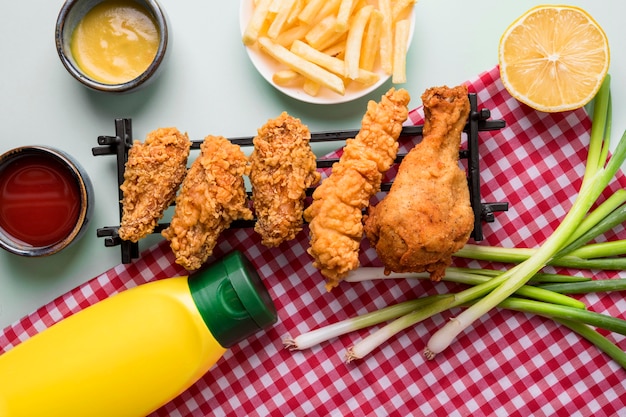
[0,154,81,247]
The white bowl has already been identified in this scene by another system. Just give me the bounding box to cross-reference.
[239,0,415,104]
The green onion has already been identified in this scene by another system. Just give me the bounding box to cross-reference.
[455,243,626,268]
[455,243,626,265]
[283,295,448,350]
[347,266,591,283]
[524,272,591,283]
[346,294,626,363]
[558,190,626,253]
[538,278,626,294]
[496,297,626,335]
[345,267,585,309]
[552,318,626,369]
[425,76,626,360]
[346,295,457,362]
[452,267,591,283]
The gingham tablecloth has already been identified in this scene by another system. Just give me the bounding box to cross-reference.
[2,65,626,416]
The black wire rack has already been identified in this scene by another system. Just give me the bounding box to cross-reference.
[92,93,508,264]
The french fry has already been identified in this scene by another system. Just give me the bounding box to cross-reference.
[305,15,345,50]
[298,0,326,25]
[335,0,355,32]
[344,5,373,80]
[392,19,410,84]
[243,0,273,46]
[360,9,383,71]
[272,69,303,87]
[392,0,417,21]
[291,40,379,86]
[378,0,393,75]
[316,30,347,53]
[267,0,297,39]
[322,39,347,59]
[258,37,346,95]
[316,0,342,26]
[275,24,310,47]
[268,0,284,13]
[287,0,304,25]
[303,78,321,96]
[322,0,342,14]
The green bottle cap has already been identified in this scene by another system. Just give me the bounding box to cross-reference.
[188,251,278,348]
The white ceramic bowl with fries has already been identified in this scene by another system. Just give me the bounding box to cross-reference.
[240,0,416,104]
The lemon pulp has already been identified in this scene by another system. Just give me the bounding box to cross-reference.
[498,5,610,112]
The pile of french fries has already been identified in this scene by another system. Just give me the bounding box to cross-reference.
[242,0,416,98]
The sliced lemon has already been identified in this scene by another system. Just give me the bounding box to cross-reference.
[498,5,610,113]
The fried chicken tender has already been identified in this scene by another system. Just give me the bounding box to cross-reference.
[304,88,411,290]
[162,135,253,270]
[249,112,321,247]
[118,127,191,242]
[364,85,474,280]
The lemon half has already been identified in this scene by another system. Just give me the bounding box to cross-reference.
[499,5,610,113]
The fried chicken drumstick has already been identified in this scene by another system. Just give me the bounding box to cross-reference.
[118,127,191,242]
[162,135,253,270]
[364,85,474,281]
[249,112,320,247]
[304,88,411,290]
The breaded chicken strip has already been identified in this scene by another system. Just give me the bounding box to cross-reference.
[118,127,191,242]
[364,85,474,281]
[249,112,321,247]
[162,135,253,270]
[304,88,411,290]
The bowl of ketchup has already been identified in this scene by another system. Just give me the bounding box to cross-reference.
[0,146,94,257]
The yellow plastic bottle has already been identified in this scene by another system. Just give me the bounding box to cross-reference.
[0,251,277,417]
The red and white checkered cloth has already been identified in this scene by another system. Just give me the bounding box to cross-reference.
[2,65,626,416]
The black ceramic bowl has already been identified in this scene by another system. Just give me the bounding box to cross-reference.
[55,0,170,93]
[0,146,94,257]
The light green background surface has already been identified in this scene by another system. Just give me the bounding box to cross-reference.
[0,0,624,328]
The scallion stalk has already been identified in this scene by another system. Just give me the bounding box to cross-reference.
[496,297,626,336]
[552,317,626,369]
[451,267,591,283]
[559,189,626,252]
[346,294,626,363]
[538,278,626,294]
[455,243,626,268]
[283,295,448,350]
[345,295,457,362]
[345,267,585,309]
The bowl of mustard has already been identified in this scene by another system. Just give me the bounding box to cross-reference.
[55,0,169,93]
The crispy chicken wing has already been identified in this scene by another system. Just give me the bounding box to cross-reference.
[162,135,253,270]
[304,88,411,290]
[118,127,191,242]
[364,85,474,280]
[249,112,320,247]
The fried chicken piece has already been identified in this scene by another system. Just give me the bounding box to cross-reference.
[303,88,411,290]
[118,127,191,242]
[249,112,321,247]
[363,85,474,281]
[161,135,253,270]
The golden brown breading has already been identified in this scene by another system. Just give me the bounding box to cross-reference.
[118,127,191,242]
[303,88,411,290]
[249,112,321,247]
[161,135,253,270]
[364,85,474,281]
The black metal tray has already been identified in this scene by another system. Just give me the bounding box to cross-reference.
[93,93,508,263]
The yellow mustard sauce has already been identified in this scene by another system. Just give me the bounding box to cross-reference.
[70,0,160,84]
